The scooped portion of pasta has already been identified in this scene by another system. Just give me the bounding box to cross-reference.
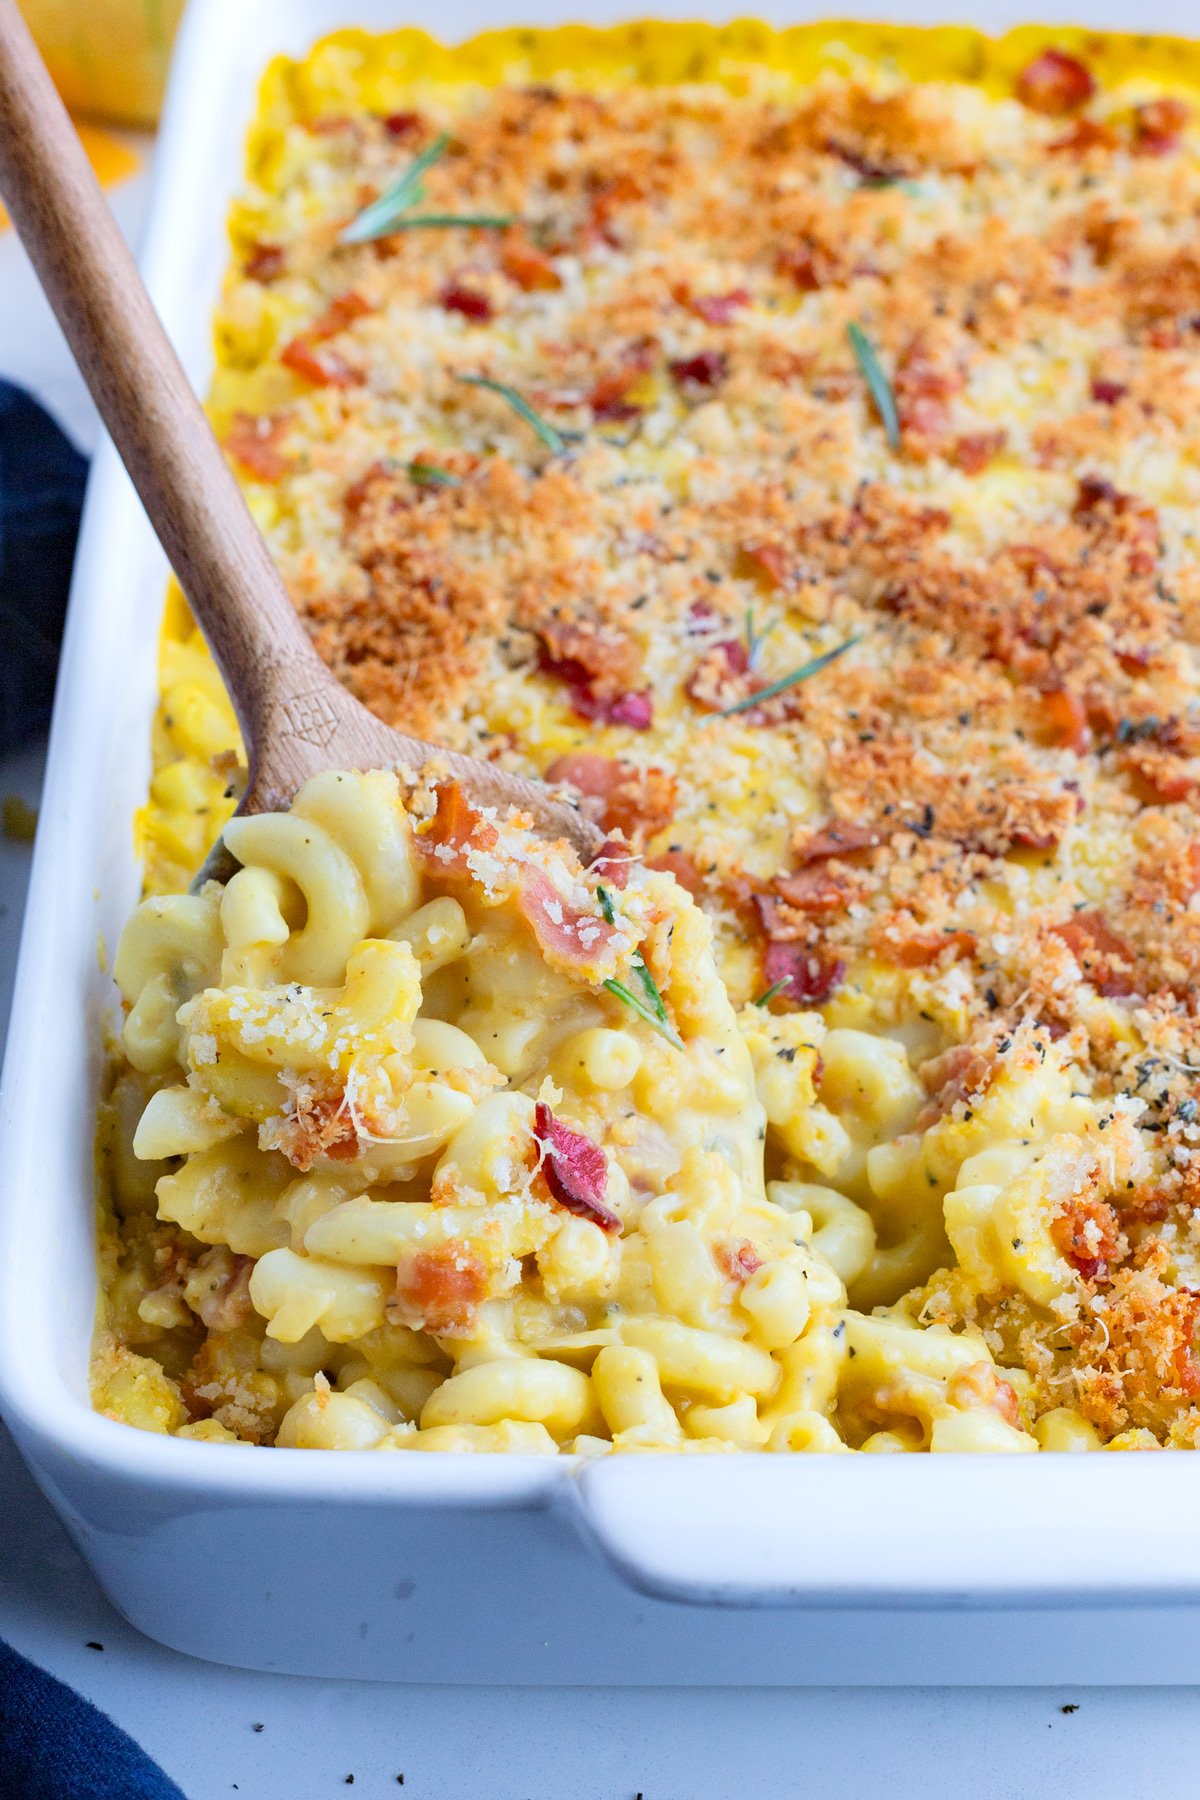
[95,769,1041,1453]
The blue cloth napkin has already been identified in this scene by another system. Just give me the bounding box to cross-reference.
[0,383,182,1795]
[0,1638,186,1798]
[0,379,87,755]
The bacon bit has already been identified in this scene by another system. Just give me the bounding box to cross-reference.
[1015,48,1096,115]
[390,1242,488,1337]
[945,1361,1021,1429]
[1049,118,1118,155]
[1051,911,1138,997]
[894,333,964,453]
[382,110,423,138]
[587,367,645,423]
[890,930,977,968]
[593,837,637,889]
[1051,1195,1123,1284]
[792,820,882,865]
[518,866,620,971]
[275,1088,359,1172]
[685,636,751,711]
[416,780,499,877]
[1091,377,1128,405]
[760,940,845,1009]
[244,242,285,282]
[1119,745,1199,805]
[533,1101,621,1233]
[1038,688,1090,753]
[777,245,839,292]
[439,282,494,322]
[1073,476,1161,574]
[950,430,1005,474]
[538,644,653,730]
[736,541,791,590]
[501,238,562,292]
[223,412,293,482]
[584,172,645,249]
[645,849,704,897]
[544,752,676,844]
[1073,474,1121,515]
[1133,97,1191,156]
[772,867,849,916]
[715,1238,763,1283]
[195,1256,256,1332]
[685,287,751,326]
[311,290,374,339]
[279,337,359,388]
[669,350,728,393]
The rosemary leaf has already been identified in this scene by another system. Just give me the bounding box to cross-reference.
[604,978,684,1050]
[598,884,670,1025]
[744,606,776,668]
[847,321,901,451]
[408,462,460,488]
[339,131,452,243]
[718,634,863,717]
[389,213,515,230]
[753,976,794,1008]
[456,373,566,454]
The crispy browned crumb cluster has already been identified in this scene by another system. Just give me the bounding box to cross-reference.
[108,27,1200,1449]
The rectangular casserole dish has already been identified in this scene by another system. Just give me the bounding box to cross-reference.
[6,0,1200,1684]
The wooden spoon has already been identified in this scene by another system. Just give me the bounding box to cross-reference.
[0,0,600,878]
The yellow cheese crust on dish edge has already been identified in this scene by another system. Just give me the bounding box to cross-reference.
[93,20,1200,1455]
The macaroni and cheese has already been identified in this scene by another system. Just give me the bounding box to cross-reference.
[96,21,1200,1452]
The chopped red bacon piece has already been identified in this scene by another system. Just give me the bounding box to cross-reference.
[1091,377,1128,405]
[544,753,676,844]
[223,411,293,482]
[538,646,653,730]
[687,288,751,326]
[587,369,643,423]
[685,635,751,711]
[280,336,359,388]
[1074,474,1121,515]
[669,350,728,392]
[1133,97,1191,156]
[439,282,493,322]
[416,781,499,877]
[1038,688,1090,753]
[777,244,839,292]
[390,1242,488,1336]
[1049,118,1118,155]
[715,1238,763,1283]
[1051,911,1138,997]
[890,930,977,968]
[501,238,562,292]
[311,290,373,338]
[383,110,423,137]
[518,866,620,970]
[593,837,638,890]
[760,941,845,1009]
[645,848,704,897]
[895,334,964,451]
[950,430,1006,475]
[534,1101,621,1232]
[772,867,848,916]
[1015,48,1096,115]
[792,820,882,865]
[736,541,791,590]
[1051,1196,1123,1284]
[945,1361,1022,1428]
[244,242,285,282]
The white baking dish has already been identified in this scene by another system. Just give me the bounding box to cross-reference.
[4,0,1200,1687]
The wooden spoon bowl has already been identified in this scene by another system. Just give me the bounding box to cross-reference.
[0,0,601,877]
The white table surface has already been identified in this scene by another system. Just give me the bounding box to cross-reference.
[4,139,1200,1800]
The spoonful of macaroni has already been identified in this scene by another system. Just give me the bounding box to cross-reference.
[0,0,601,873]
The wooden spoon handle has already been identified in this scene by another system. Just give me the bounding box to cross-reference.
[0,0,319,744]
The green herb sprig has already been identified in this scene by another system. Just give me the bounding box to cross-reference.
[847,321,901,451]
[596,883,682,1049]
[744,606,776,669]
[455,373,566,455]
[407,461,460,488]
[340,134,514,242]
[753,976,794,1007]
[340,132,452,243]
[718,634,863,717]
